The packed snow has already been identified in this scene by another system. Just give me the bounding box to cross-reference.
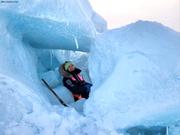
[86,21,180,131]
[0,0,180,135]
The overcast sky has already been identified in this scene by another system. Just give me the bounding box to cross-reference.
[89,0,180,32]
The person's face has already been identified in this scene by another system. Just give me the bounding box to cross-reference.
[68,64,75,72]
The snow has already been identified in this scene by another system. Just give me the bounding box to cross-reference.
[86,20,180,131]
[0,0,180,135]
[0,74,98,135]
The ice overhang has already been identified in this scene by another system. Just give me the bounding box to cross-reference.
[1,11,95,52]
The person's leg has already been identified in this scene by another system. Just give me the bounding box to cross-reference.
[73,94,82,101]
[81,83,92,99]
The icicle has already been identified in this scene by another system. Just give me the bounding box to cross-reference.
[166,126,169,135]
[74,37,79,50]
[50,49,53,69]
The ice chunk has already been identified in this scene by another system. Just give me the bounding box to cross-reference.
[1,11,94,52]
[91,12,107,32]
[86,21,180,130]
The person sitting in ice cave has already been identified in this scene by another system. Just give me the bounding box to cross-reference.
[59,61,92,101]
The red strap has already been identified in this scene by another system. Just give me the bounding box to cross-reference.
[70,74,84,82]
[77,74,84,81]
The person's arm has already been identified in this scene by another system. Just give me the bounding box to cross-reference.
[74,68,81,74]
[63,78,81,94]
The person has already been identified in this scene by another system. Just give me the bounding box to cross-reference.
[59,61,92,101]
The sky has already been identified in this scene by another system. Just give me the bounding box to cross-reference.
[89,0,180,32]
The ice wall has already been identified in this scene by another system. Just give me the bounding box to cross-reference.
[0,1,108,134]
[0,0,107,89]
[86,21,180,131]
[1,11,93,52]
[0,0,107,33]
[0,20,39,88]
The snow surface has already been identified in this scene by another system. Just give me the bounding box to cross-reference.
[0,74,99,135]
[0,0,180,135]
[86,20,180,130]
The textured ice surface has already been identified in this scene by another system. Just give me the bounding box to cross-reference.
[0,0,180,134]
[86,21,180,130]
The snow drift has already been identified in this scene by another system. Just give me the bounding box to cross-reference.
[86,20,180,131]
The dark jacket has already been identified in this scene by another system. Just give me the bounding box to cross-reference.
[60,63,92,99]
[62,68,86,94]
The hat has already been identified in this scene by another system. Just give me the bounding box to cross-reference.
[64,61,73,71]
